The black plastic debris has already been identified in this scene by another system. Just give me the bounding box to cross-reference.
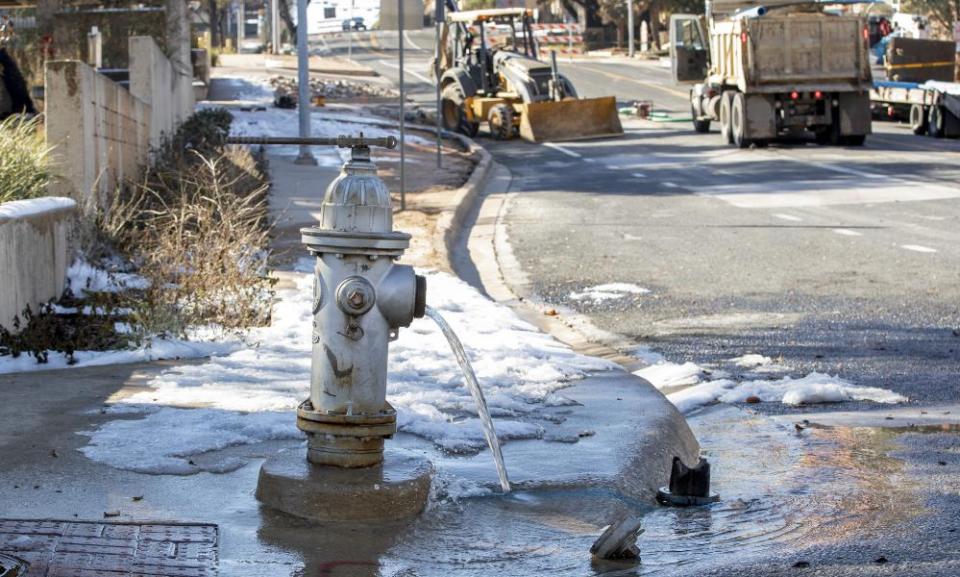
[656,457,719,506]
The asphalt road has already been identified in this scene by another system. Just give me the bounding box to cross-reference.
[322,27,960,411]
[312,27,960,576]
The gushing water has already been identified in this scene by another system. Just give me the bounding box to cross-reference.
[425,306,512,492]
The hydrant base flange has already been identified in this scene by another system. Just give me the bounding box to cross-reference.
[255,447,433,522]
[296,400,398,468]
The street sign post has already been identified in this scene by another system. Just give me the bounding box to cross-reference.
[435,0,444,168]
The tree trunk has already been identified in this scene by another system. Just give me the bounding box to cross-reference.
[209,0,220,47]
[278,0,297,42]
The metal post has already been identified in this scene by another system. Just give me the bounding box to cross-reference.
[435,0,443,168]
[271,0,280,53]
[348,0,354,59]
[627,0,635,58]
[399,0,406,210]
[295,0,317,165]
[237,0,245,52]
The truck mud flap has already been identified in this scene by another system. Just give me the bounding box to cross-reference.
[839,92,872,136]
[518,96,624,143]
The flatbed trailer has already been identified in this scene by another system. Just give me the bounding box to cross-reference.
[871,80,960,138]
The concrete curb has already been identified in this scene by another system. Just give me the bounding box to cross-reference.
[426,142,701,503]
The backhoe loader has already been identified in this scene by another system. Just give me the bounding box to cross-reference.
[436,8,622,142]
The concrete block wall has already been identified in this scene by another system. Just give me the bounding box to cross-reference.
[0,198,76,332]
[129,36,195,151]
[44,59,151,210]
[44,36,194,210]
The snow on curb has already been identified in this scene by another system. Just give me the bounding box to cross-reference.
[79,270,616,474]
[0,197,76,221]
[634,359,907,415]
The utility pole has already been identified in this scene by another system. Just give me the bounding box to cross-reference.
[627,0,635,58]
[434,0,443,168]
[399,0,406,210]
[295,0,317,165]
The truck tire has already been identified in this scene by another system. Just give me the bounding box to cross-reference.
[842,134,866,146]
[928,106,945,138]
[691,102,711,133]
[910,104,928,136]
[731,92,749,149]
[441,84,479,138]
[719,92,734,144]
[488,104,515,140]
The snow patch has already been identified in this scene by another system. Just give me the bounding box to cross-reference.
[570,283,650,303]
[667,372,907,414]
[0,197,76,220]
[66,258,149,296]
[79,271,616,473]
[633,361,705,390]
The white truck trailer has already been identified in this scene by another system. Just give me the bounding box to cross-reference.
[671,0,873,147]
[871,80,960,138]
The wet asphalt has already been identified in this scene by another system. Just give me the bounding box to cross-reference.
[314,29,960,575]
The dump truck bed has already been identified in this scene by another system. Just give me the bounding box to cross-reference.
[710,12,871,93]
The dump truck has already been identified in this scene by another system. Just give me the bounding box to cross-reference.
[436,8,622,142]
[671,0,873,147]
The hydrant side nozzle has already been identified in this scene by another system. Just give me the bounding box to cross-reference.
[414,275,427,319]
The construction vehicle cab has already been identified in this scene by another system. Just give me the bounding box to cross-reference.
[437,8,622,142]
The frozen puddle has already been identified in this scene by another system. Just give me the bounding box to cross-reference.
[257,405,901,576]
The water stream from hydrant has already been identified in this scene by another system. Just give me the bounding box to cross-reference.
[425,306,512,492]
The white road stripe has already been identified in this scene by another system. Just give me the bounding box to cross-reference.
[631,172,646,178]
[403,31,425,51]
[377,59,434,84]
[544,143,582,158]
[663,182,679,188]
[833,228,863,236]
[773,213,803,222]
[901,245,938,253]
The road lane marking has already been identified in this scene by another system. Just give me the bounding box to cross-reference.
[378,59,434,84]
[663,181,679,188]
[544,143,582,158]
[901,244,938,253]
[576,64,689,99]
[773,213,803,222]
[631,172,646,178]
[833,228,863,236]
[403,31,425,51]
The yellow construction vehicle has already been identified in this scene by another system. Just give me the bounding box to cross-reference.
[436,8,622,143]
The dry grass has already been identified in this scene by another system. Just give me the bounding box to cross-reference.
[101,109,276,340]
[0,115,54,204]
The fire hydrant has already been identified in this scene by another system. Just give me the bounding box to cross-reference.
[297,138,426,468]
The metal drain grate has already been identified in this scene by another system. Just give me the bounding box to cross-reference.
[0,520,218,576]
[0,553,27,576]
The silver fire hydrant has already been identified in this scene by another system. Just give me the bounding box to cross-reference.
[296,137,426,468]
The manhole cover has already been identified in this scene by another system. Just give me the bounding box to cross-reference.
[0,519,218,576]
[0,553,27,577]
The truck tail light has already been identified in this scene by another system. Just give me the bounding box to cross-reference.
[740,31,748,44]
[814,90,823,100]
[862,26,869,41]
[790,90,799,100]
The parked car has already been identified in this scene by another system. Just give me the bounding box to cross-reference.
[342,17,366,31]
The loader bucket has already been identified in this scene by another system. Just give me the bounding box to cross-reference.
[518,96,623,143]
